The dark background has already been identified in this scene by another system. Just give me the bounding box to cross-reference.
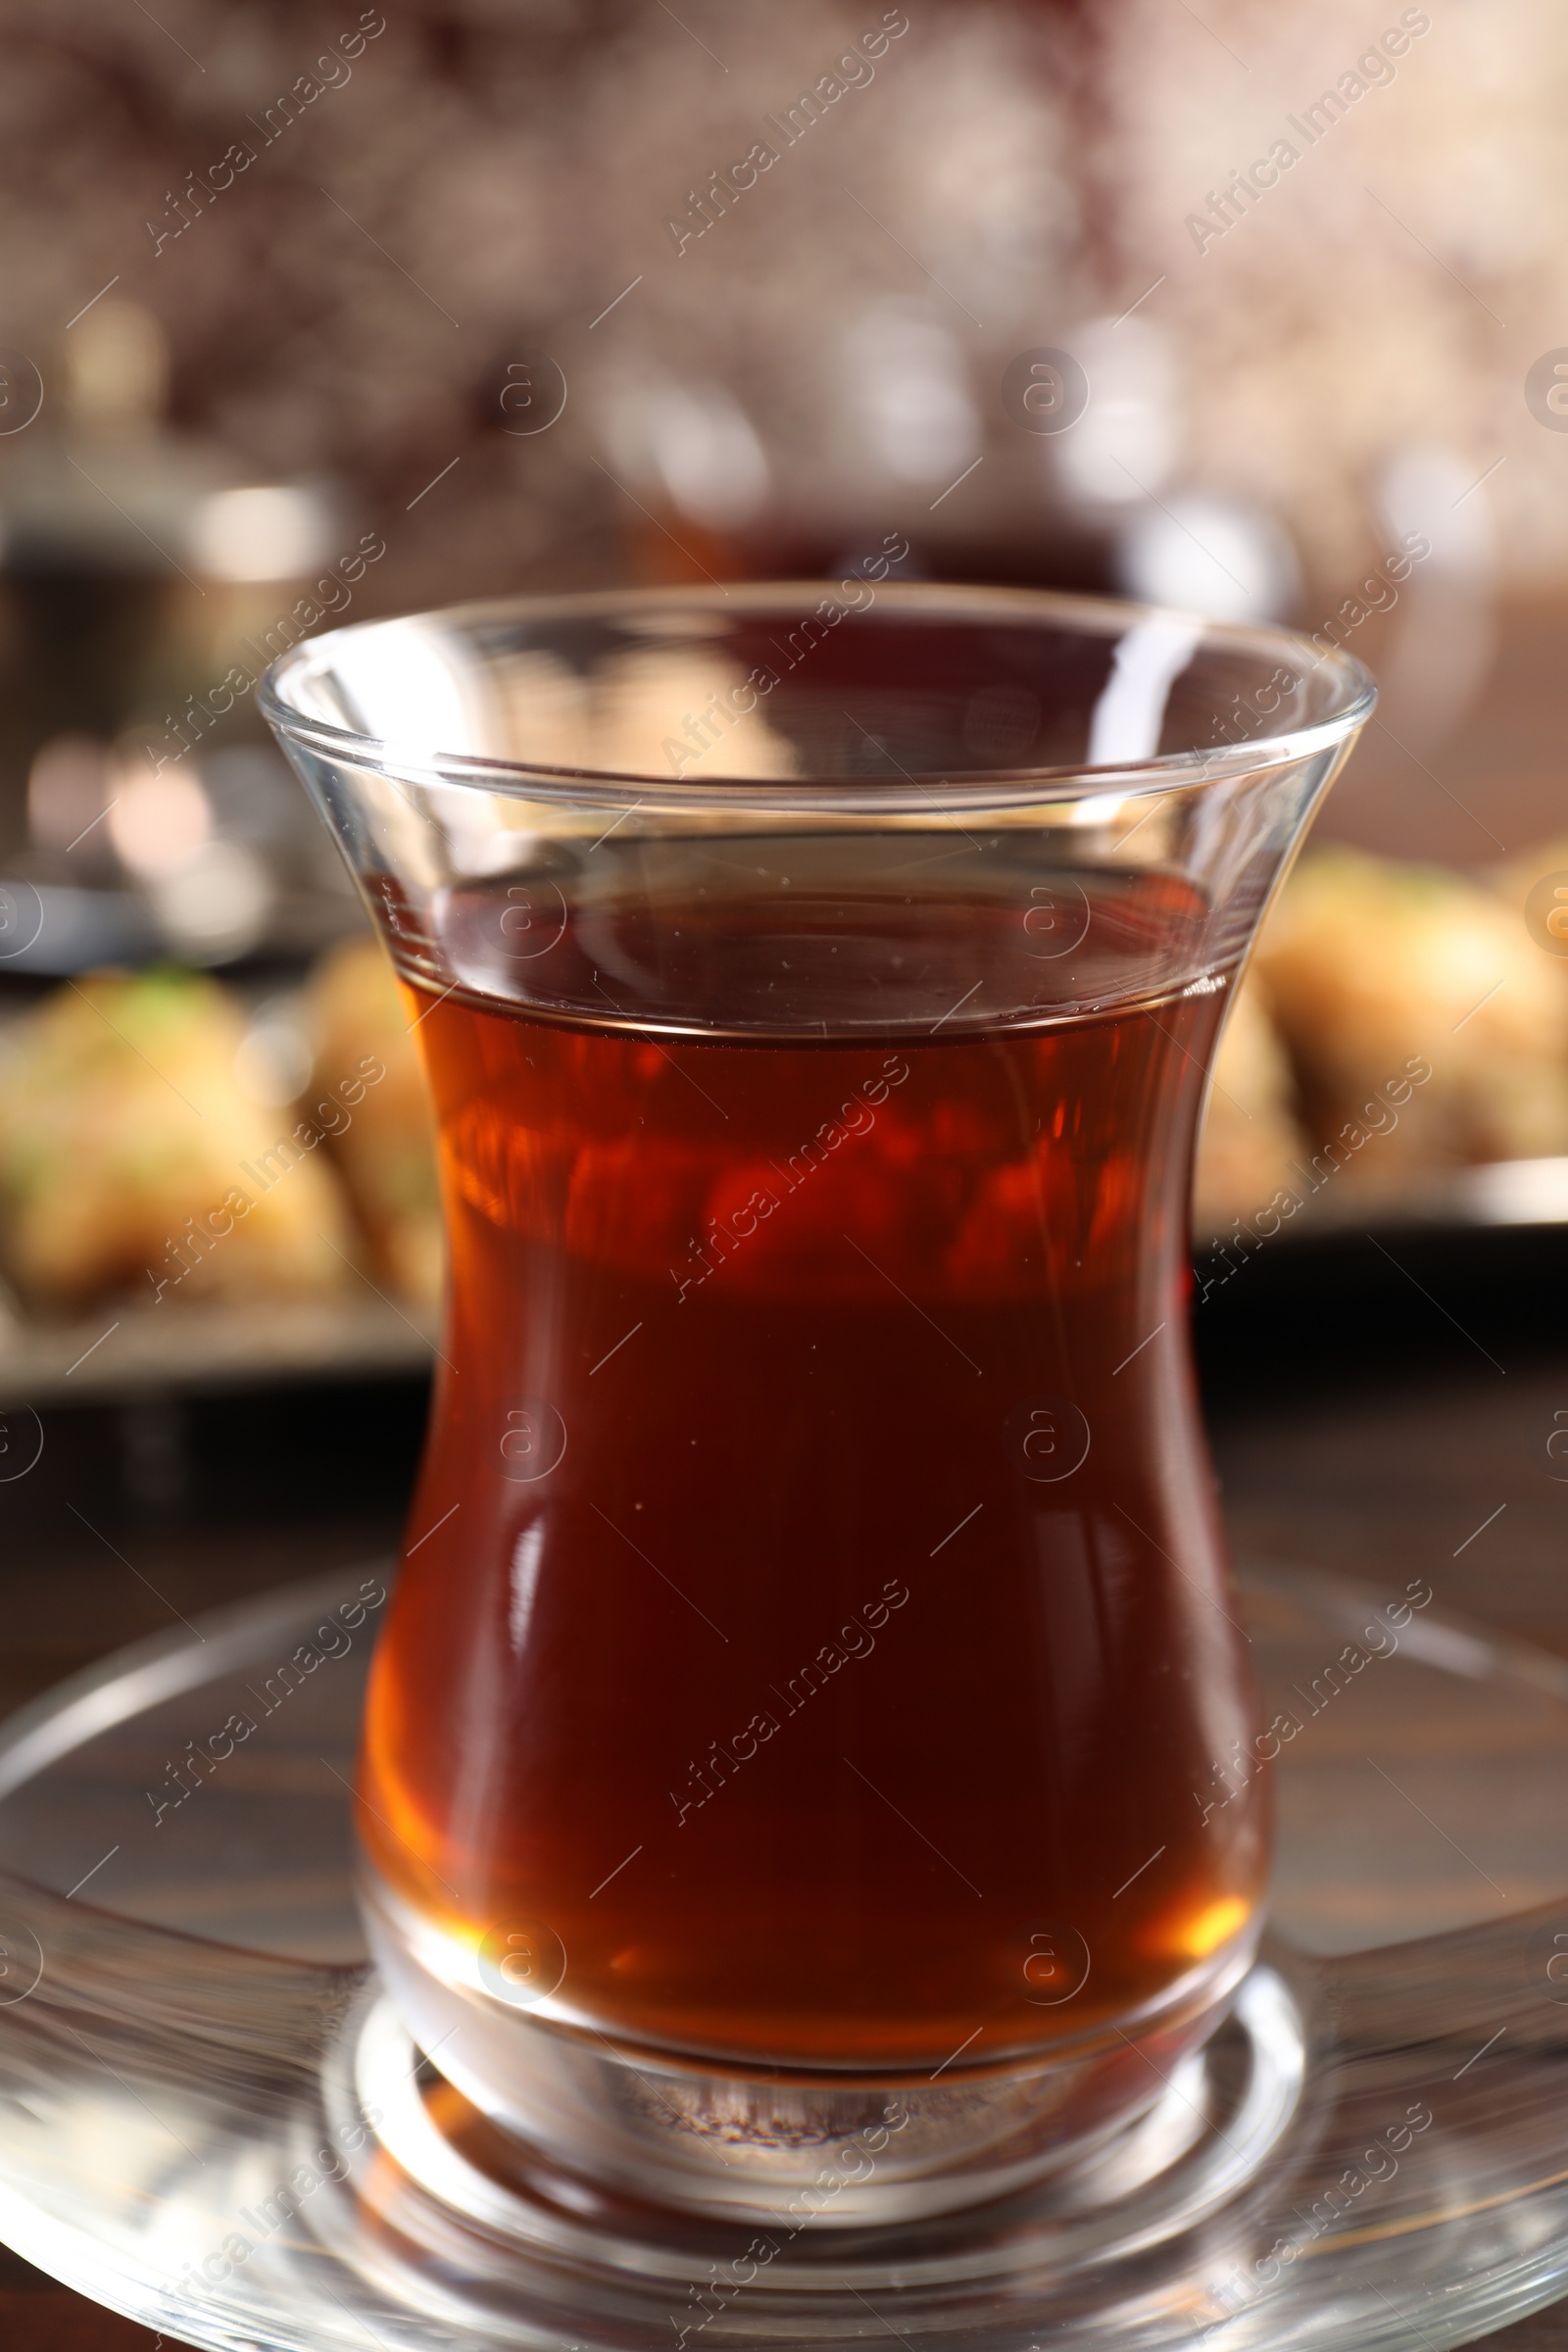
[0,0,1564,865]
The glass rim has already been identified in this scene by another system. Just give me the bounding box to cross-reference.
[258,580,1377,810]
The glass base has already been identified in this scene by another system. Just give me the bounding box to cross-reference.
[357,1852,1260,2229]
[2,1560,1568,2350]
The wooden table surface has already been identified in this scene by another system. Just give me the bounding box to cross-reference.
[3,1342,1567,2348]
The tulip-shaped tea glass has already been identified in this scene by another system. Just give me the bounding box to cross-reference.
[262,585,1371,2232]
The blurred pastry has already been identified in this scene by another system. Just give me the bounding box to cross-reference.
[0,967,356,1310]
[1254,849,1568,1183]
[486,645,799,782]
[587,647,797,780]
[1192,973,1304,1235]
[305,935,442,1304]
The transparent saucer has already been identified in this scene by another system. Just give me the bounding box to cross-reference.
[1,1559,1568,2351]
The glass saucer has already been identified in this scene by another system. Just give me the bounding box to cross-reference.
[2,1558,1568,2351]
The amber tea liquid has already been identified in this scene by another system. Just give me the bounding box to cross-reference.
[360,854,1266,2074]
